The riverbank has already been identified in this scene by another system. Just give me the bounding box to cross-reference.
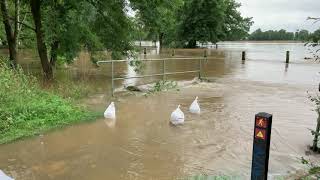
[0,61,99,144]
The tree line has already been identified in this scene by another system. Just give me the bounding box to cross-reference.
[248,28,316,41]
[0,0,252,81]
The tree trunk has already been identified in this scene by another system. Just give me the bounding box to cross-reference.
[50,41,59,67]
[159,32,164,51]
[13,0,19,47]
[30,0,53,81]
[312,110,320,151]
[0,0,17,68]
[186,40,197,48]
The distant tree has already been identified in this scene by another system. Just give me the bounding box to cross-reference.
[249,29,299,41]
[177,0,252,48]
[295,29,310,41]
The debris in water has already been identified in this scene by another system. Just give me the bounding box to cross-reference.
[126,86,142,92]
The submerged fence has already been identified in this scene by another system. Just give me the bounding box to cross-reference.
[97,49,292,96]
[97,52,209,97]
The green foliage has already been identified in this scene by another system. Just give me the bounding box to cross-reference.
[300,157,320,179]
[130,0,184,45]
[248,29,310,41]
[308,93,320,111]
[148,80,178,94]
[41,0,134,64]
[310,29,320,43]
[177,0,252,47]
[129,59,146,73]
[0,59,97,144]
[49,81,94,100]
[178,0,226,47]
[221,0,253,41]
[295,30,310,41]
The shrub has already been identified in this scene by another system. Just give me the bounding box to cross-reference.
[0,60,97,144]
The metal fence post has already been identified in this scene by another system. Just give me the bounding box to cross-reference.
[111,59,114,97]
[163,59,166,81]
[198,58,201,79]
[199,50,207,79]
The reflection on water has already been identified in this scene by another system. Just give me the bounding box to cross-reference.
[0,42,320,179]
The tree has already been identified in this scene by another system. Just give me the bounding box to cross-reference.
[130,0,183,49]
[177,0,252,48]
[27,0,134,81]
[0,0,20,68]
[295,29,310,41]
[220,0,253,41]
[306,17,320,151]
[178,0,226,48]
[249,29,299,41]
[30,0,52,81]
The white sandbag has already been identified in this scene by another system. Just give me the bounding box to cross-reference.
[104,102,116,119]
[0,170,14,180]
[170,105,185,125]
[189,96,200,114]
[104,118,116,128]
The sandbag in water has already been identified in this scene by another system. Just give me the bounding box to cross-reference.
[189,96,200,114]
[0,170,14,180]
[104,102,116,119]
[170,105,185,125]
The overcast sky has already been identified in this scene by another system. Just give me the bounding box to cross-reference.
[236,0,320,32]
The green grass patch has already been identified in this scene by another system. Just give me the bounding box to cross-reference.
[0,60,98,144]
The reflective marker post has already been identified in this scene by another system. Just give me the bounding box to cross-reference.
[251,112,273,180]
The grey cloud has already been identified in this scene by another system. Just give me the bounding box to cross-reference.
[236,0,320,32]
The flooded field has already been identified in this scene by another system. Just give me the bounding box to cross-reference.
[1,42,320,179]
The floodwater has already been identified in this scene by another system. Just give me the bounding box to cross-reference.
[1,42,320,179]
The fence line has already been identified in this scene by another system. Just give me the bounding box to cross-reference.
[97,53,208,97]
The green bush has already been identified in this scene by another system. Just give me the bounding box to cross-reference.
[0,60,97,144]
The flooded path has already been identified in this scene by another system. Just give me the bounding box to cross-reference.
[1,42,320,179]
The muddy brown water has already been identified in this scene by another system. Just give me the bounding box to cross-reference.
[1,42,320,179]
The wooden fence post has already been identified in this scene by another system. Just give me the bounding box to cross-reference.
[242,51,246,61]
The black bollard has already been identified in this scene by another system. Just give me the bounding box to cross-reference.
[251,112,273,180]
[286,51,290,63]
[144,48,147,55]
[242,51,246,61]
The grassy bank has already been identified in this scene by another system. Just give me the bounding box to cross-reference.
[0,61,98,144]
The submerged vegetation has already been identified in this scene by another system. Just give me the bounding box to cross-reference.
[300,157,320,179]
[0,60,97,144]
[148,80,179,94]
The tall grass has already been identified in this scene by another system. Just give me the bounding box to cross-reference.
[0,60,97,144]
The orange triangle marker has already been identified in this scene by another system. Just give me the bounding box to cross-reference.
[257,131,264,138]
